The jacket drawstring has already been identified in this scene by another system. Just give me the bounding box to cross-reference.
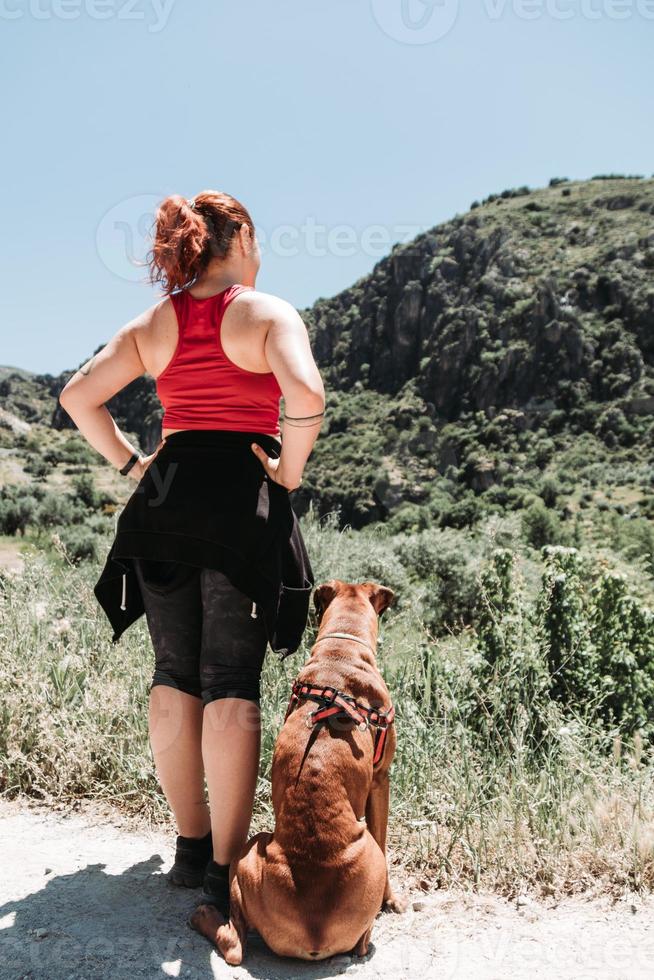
[120,573,127,611]
[250,601,257,618]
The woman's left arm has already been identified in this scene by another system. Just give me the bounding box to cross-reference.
[58,308,157,482]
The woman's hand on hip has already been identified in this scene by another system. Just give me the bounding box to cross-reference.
[250,442,301,492]
[128,439,165,482]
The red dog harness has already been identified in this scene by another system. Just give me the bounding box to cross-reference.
[284,631,395,768]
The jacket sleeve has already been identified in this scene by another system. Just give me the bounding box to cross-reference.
[93,544,145,643]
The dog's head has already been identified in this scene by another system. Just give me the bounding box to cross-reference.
[313,578,395,626]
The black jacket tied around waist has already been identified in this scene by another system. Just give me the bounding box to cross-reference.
[93,429,315,659]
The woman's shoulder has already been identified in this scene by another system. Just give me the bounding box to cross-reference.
[125,296,178,369]
[125,295,176,333]
[231,288,304,327]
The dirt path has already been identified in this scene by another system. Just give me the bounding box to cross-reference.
[1,797,653,980]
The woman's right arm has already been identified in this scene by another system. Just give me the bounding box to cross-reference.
[247,292,325,490]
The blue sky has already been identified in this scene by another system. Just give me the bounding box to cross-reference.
[1,0,652,374]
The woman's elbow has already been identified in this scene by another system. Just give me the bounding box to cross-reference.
[58,386,72,411]
[281,383,325,414]
[58,385,77,412]
[58,384,88,418]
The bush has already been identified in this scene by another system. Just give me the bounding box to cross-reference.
[35,493,85,529]
[0,495,37,536]
[72,473,101,509]
[439,496,482,530]
[57,526,98,564]
[539,475,559,508]
[474,549,549,744]
[522,501,563,549]
[536,547,594,709]
[596,406,636,447]
[23,456,50,480]
[589,571,654,735]
[393,528,480,631]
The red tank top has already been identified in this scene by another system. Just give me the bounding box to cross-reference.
[156,285,282,436]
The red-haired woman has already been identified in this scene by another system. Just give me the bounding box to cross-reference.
[59,191,325,918]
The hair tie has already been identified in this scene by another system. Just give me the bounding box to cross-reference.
[187,198,197,211]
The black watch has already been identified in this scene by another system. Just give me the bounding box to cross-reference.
[119,451,141,476]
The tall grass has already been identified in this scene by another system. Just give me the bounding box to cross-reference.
[1,508,654,897]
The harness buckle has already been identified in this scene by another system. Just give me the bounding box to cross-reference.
[357,716,370,733]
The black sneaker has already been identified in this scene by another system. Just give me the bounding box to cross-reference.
[167,829,213,888]
[197,859,231,918]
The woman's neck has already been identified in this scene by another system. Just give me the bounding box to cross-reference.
[190,261,255,298]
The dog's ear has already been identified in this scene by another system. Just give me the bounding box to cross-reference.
[313,580,338,622]
[363,582,395,617]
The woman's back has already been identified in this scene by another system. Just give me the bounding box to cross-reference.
[59,188,325,489]
[145,284,282,436]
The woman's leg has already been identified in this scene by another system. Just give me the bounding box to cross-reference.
[149,686,211,838]
[202,697,261,864]
[199,569,269,865]
[134,558,212,838]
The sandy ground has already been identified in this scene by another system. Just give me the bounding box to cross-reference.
[1,797,654,980]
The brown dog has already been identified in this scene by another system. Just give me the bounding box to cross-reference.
[190,578,406,963]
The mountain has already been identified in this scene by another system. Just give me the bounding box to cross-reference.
[307,176,653,419]
[2,175,654,529]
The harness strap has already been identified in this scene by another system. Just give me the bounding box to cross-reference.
[284,681,395,767]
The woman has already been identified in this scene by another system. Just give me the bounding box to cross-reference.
[59,190,325,917]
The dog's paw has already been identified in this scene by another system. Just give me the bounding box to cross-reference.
[382,890,408,914]
[188,905,246,965]
[188,902,227,940]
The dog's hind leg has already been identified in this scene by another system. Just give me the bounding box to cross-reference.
[365,771,407,914]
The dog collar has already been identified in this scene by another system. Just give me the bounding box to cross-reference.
[312,631,376,657]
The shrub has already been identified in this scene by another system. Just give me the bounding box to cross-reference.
[23,456,50,480]
[439,496,482,530]
[539,475,559,508]
[473,549,549,744]
[522,501,563,549]
[35,493,85,529]
[596,406,636,447]
[536,547,595,709]
[57,526,98,564]
[72,473,100,509]
[393,528,480,631]
[589,571,654,737]
[0,495,37,536]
